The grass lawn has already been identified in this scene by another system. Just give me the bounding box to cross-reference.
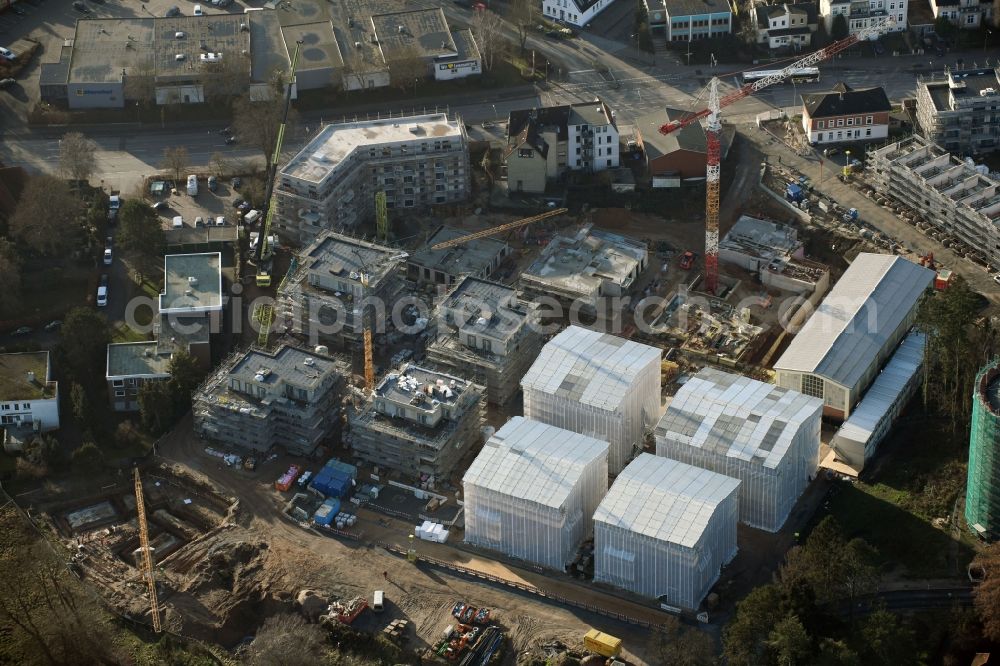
[814,413,978,579]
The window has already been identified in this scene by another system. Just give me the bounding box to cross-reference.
[837,118,844,126]
[967,13,976,23]
[607,159,612,166]
[818,120,825,129]
[115,390,126,397]
[801,375,824,398]
[847,118,853,126]
[22,403,29,410]
[1,404,8,411]
[837,131,843,138]
[866,128,872,136]
[865,115,873,124]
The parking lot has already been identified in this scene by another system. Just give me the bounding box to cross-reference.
[151,175,247,231]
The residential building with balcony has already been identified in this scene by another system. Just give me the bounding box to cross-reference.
[346,364,484,481]
[868,135,1000,268]
[801,83,892,144]
[193,344,346,455]
[504,101,619,193]
[752,2,819,49]
[916,67,1000,156]
[819,0,906,35]
[277,231,406,348]
[928,0,994,28]
[275,113,470,245]
[0,352,59,434]
[425,277,543,405]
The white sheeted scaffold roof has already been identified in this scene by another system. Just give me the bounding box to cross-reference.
[773,253,934,391]
[593,453,740,549]
[656,368,822,470]
[520,325,662,412]
[463,416,610,508]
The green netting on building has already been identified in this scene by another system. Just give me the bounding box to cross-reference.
[966,360,1000,541]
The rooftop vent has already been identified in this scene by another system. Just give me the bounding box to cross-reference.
[175,31,185,39]
[175,53,185,61]
[184,288,193,296]
[354,41,362,48]
[187,276,199,285]
[143,348,153,357]
[303,357,315,367]
[397,25,405,34]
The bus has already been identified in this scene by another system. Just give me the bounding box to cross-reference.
[742,67,821,85]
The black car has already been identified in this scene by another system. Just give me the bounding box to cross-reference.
[72,1,89,11]
[225,135,236,145]
[164,6,181,17]
[219,126,232,136]
[230,177,242,190]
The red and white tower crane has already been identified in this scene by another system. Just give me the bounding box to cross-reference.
[659,16,895,294]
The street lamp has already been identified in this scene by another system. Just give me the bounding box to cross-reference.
[986,29,993,54]
[492,103,498,121]
[844,149,851,179]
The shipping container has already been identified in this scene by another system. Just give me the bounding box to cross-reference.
[274,465,302,492]
[583,630,621,658]
[313,498,341,526]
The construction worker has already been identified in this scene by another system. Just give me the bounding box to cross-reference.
[383,570,388,581]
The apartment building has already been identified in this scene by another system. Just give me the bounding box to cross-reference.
[819,0,906,35]
[425,277,543,405]
[275,113,470,245]
[752,2,819,49]
[277,231,406,348]
[105,342,172,412]
[868,135,1000,268]
[916,67,1000,156]
[801,83,892,144]
[928,0,994,28]
[541,0,618,26]
[193,344,346,455]
[347,364,483,481]
[407,226,511,288]
[505,101,619,193]
[0,352,59,433]
[643,0,732,41]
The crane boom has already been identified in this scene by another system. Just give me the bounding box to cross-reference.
[430,208,568,251]
[658,16,895,135]
[134,468,162,633]
[255,40,303,287]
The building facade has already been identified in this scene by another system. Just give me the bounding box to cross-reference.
[406,227,511,288]
[867,135,1000,268]
[542,0,618,26]
[276,113,470,245]
[193,345,345,455]
[819,0,906,35]
[774,254,934,420]
[642,0,732,41]
[463,417,610,570]
[347,364,483,481]
[0,352,59,433]
[752,2,818,49]
[916,67,1000,156]
[105,342,172,412]
[928,0,994,28]
[967,359,1000,541]
[802,83,892,144]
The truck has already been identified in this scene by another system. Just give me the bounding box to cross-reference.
[679,251,695,270]
[583,629,622,658]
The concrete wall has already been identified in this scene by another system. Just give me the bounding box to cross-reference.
[506,149,548,193]
[434,58,480,81]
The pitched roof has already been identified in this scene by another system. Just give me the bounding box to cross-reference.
[636,108,735,162]
[507,100,615,146]
[593,453,740,548]
[773,253,934,391]
[802,84,892,118]
[755,2,817,24]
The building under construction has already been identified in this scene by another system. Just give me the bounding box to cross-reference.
[406,226,511,289]
[425,277,542,405]
[346,364,484,482]
[967,359,1000,541]
[277,231,406,348]
[193,344,347,455]
[719,215,829,296]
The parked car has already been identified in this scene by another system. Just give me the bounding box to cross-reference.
[193,4,203,15]
[0,47,17,62]
[103,248,112,265]
[230,176,242,190]
[151,200,170,211]
[194,216,205,227]
[43,320,62,332]
[481,120,495,129]
[97,275,109,307]
[0,78,15,89]
[225,135,236,145]
[164,6,181,16]
[73,1,90,11]
[219,127,232,136]
[11,326,32,337]
[207,176,217,192]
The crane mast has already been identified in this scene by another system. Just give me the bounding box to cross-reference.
[255,40,303,288]
[430,208,568,251]
[134,468,162,633]
[659,16,894,294]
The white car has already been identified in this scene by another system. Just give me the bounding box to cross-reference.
[103,248,112,265]
[193,4,203,15]
[96,286,108,307]
[993,273,1000,286]
[0,47,16,62]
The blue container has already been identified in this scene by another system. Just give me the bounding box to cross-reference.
[312,498,340,526]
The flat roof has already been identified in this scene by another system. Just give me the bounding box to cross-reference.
[521,225,646,296]
[593,453,740,548]
[376,364,470,407]
[834,330,926,447]
[773,253,934,391]
[720,215,801,258]
[656,368,822,470]
[106,342,172,379]
[229,344,339,391]
[451,28,480,62]
[156,313,211,356]
[70,17,153,84]
[409,226,508,277]
[438,277,528,341]
[249,9,289,84]
[160,252,223,313]
[281,21,343,72]
[370,8,456,61]
[463,417,609,509]
[302,231,402,283]
[281,113,463,184]
[660,0,731,18]
[521,325,661,411]
[948,67,1000,99]
[0,352,53,401]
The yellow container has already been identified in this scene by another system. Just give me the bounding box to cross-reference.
[584,629,622,658]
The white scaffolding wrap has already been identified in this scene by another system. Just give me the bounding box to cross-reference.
[463,417,610,569]
[655,368,822,532]
[593,454,739,608]
[521,326,661,474]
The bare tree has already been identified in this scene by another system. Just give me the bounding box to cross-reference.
[471,9,505,72]
[58,132,98,184]
[232,93,299,171]
[10,175,82,256]
[509,0,536,53]
[211,151,231,177]
[387,45,428,93]
[161,146,190,183]
[248,614,328,666]
[123,63,156,106]
[204,52,252,98]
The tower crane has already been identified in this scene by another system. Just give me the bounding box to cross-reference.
[430,208,568,251]
[133,468,162,633]
[351,249,409,392]
[659,16,895,294]
[254,40,303,288]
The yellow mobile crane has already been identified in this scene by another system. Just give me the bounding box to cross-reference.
[254,40,303,288]
[134,468,162,633]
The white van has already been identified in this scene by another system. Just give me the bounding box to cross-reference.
[172,216,184,229]
[243,209,261,226]
[186,174,199,196]
[373,590,384,613]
